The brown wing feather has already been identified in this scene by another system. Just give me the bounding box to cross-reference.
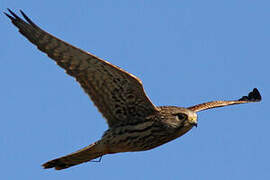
[5,9,158,127]
[188,88,261,112]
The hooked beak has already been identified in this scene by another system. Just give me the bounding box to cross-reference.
[191,122,198,128]
[188,112,198,128]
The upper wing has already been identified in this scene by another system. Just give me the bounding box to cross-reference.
[188,88,261,112]
[5,9,159,127]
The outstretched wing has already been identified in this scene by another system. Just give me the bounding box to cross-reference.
[188,88,261,112]
[5,9,158,127]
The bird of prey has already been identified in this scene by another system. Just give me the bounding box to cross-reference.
[5,9,262,170]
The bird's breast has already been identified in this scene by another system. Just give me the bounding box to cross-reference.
[101,120,183,153]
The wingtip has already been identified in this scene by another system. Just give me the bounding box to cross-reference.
[19,9,37,26]
[4,8,40,31]
[252,88,262,101]
[238,88,262,102]
[7,8,18,18]
[7,8,12,13]
[3,8,13,19]
[3,11,11,19]
[4,8,22,22]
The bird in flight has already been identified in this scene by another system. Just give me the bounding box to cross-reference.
[5,9,262,170]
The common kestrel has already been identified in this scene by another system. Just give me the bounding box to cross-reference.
[5,9,262,170]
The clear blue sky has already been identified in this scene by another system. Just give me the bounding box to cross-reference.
[1,0,269,179]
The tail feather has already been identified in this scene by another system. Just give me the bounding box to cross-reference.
[42,141,105,170]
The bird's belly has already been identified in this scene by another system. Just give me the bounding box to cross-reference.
[101,121,180,153]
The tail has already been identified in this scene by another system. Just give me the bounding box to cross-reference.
[42,141,105,170]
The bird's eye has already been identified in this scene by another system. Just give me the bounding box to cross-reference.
[176,113,187,120]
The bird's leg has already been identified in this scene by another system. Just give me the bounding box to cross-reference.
[90,156,102,162]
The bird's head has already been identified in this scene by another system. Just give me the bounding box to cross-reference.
[159,106,198,129]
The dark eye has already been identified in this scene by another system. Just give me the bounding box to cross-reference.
[177,113,187,120]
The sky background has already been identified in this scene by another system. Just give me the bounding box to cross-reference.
[1,0,269,179]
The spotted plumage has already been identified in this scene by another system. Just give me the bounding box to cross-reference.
[5,9,262,170]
